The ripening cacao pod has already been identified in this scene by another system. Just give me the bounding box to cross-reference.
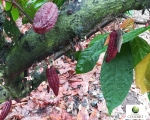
[33,2,58,34]
[116,29,123,52]
[105,30,118,62]
[0,100,12,120]
[46,66,59,96]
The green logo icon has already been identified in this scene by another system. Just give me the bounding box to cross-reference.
[132,106,139,113]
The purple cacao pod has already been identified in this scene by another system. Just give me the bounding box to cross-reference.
[0,100,12,120]
[46,66,59,96]
[105,30,118,62]
[33,2,58,34]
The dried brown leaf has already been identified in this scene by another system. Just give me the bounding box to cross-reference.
[104,35,110,46]
[89,109,99,120]
[77,106,89,120]
[120,18,135,30]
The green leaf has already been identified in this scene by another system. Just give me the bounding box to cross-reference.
[26,0,49,9]
[4,2,12,11]
[74,51,82,61]
[26,0,37,5]
[3,11,20,41]
[130,36,150,67]
[89,33,108,46]
[19,0,49,22]
[53,0,66,7]
[100,42,133,114]
[65,50,82,61]
[123,26,150,43]
[76,34,108,74]
[147,92,150,101]
[11,7,19,21]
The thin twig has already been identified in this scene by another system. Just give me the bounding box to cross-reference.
[53,44,71,60]
[5,0,33,23]
[86,18,115,39]
[97,25,105,34]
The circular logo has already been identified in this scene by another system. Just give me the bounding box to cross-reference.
[132,106,139,113]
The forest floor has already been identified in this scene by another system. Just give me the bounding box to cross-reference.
[2,10,150,120]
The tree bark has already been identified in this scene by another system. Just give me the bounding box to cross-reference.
[0,0,149,101]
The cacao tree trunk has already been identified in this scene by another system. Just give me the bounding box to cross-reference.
[0,0,149,101]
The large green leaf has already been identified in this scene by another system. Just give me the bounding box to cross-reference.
[4,1,12,11]
[3,1,20,21]
[3,11,20,41]
[130,36,150,67]
[123,26,150,43]
[89,33,108,46]
[74,51,82,61]
[75,34,108,74]
[100,42,133,114]
[11,7,19,21]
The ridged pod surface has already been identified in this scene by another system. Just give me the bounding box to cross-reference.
[46,66,59,96]
[105,30,118,62]
[0,100,12,120]
[33,2,58,34]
